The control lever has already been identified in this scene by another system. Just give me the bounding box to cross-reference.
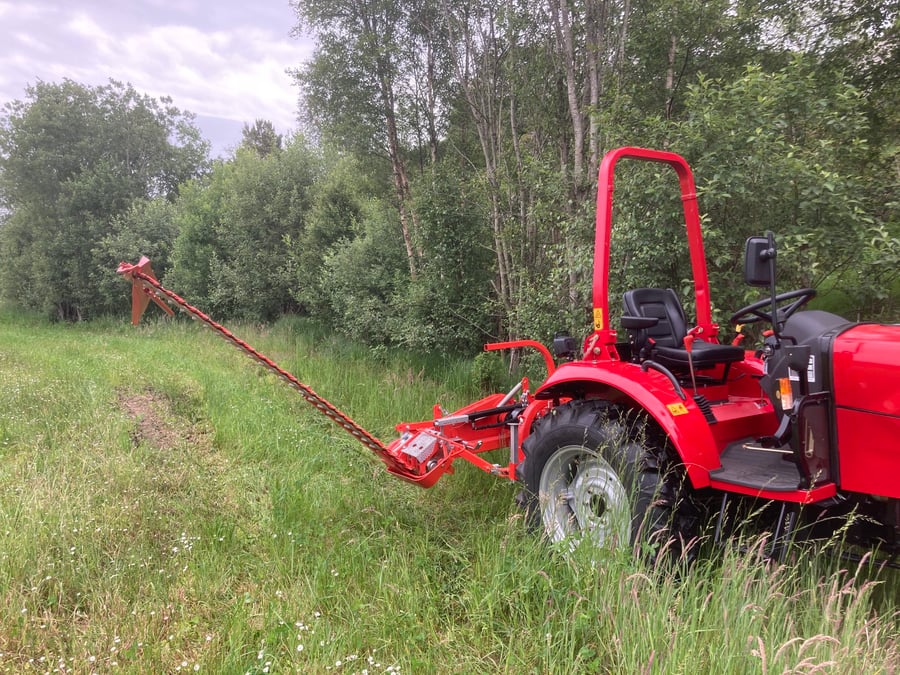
[683,327,701,392]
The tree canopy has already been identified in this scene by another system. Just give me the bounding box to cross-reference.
[0,79,209,319]
[0,1,896,347]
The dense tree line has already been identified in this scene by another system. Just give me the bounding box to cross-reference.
[0,1,897,353]
[0,80,208,320]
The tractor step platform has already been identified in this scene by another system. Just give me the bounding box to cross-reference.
[708,441,837,502]
[710,441,800,491]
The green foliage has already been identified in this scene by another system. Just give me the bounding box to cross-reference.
[318,199,408,345]
[167,135,320,321]
[665,58,898,319]
[285,152,368,316]
[306,163,498,354]
[0,79,208,320]
[294,30,387,157]
[623,0,765,117]
[240,118,283,157]
[279,0,898,347]
[402,165,495,352]
[3,0,898,342]
[471,351,505,393]
[292,161,496,354]
[292,0,446,158]
[162,177,223,310]
[91,198,180,313]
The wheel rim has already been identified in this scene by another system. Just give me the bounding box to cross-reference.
[538,444,631,549]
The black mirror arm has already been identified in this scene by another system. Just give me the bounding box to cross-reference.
[764,231,781,341]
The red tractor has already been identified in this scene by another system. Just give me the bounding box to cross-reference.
[119,147,900,562]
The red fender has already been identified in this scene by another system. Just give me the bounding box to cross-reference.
[532,360,720,488]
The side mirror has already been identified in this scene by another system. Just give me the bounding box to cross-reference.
[744,235,775,287]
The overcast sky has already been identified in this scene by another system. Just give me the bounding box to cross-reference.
[0,1,314,157]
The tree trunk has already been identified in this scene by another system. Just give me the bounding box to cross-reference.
[377,56,420,279]
[446,2,518,337]
[585,0,608,176]
[426,38,439,167]
[665,34,677,120]
[551,0,586,191]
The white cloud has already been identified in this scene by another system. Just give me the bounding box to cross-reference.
[12,32,53,53]
[0,0,313,147]
[106,23,304,129]
[0,2,44,20]
[65,12,108,42]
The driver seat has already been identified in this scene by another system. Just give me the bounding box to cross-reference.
[622,288,744,372]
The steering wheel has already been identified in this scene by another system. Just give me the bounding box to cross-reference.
[729,288,817,326]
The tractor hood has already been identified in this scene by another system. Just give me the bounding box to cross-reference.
[832,322,900,498]
[832,323,900,417]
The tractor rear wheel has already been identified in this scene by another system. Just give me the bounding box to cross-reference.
[520,399,696,562]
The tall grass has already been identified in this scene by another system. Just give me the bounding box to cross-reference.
[0,311,897,673]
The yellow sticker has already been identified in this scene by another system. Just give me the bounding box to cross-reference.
[667,402,689,416]
[593,308,604,330]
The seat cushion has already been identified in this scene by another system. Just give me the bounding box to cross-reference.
[656,340,744,370]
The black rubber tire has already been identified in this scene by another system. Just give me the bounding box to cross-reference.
[520,399,696,561]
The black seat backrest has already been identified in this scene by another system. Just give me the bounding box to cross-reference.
[622,288,687,350]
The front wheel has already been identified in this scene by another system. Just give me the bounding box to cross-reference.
[520,400,695,561]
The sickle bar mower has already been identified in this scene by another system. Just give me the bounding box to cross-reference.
[121,146,900,563]
[116,257,535,487]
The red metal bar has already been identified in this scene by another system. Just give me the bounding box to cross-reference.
[484,339,556,376]
[593,147,714,343]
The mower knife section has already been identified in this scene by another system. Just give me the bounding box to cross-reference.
[115,257,479,481]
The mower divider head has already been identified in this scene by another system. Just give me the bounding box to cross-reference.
[116,257,175,325]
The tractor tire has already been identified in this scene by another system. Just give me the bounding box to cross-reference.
[520,399,697,562]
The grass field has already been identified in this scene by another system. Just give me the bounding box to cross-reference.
[1,310,897,673]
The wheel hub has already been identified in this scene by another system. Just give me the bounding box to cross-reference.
[539,445,631,549]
